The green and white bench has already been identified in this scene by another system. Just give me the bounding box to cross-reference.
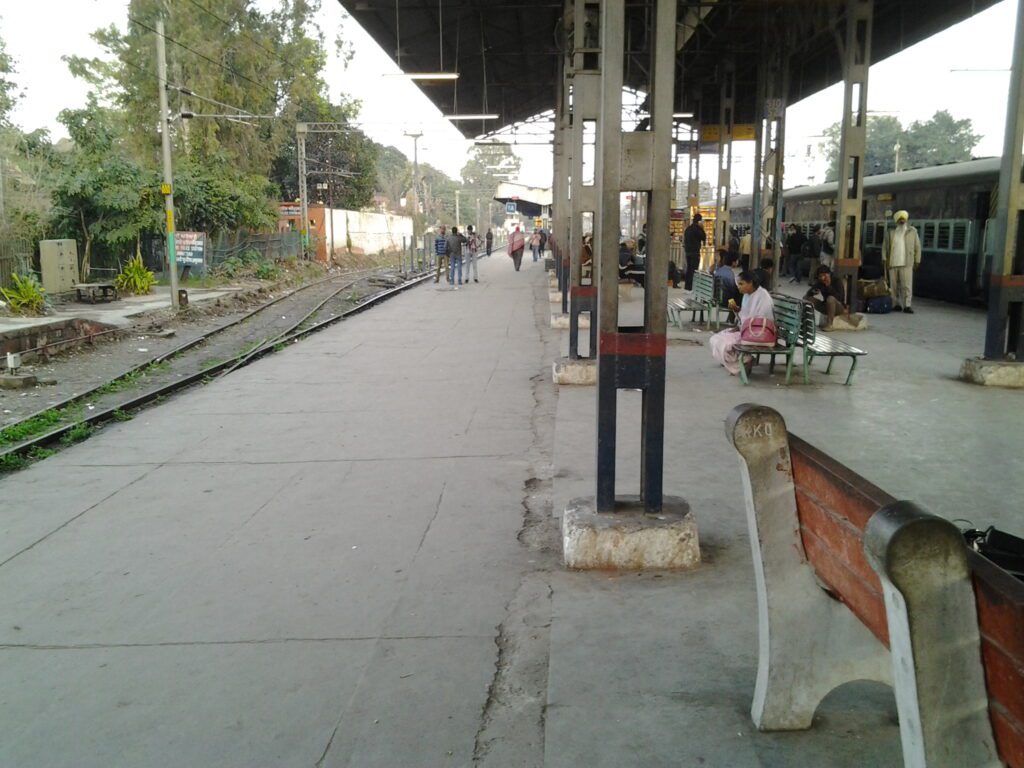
[668,271,721,330]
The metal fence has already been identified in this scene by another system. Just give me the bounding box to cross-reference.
[0,234,34,289]
[142,231,305,274]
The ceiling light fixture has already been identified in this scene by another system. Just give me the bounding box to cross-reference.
[672,112,695,118]
[386,72,460,80]
[446,113,499,120]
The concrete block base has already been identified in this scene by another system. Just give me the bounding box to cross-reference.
[959,357,1024,388]
[562,496,700,571]
[0,374,37,389]
[549,291,565,303]
[550,313,590,330]
[552,357,596,385]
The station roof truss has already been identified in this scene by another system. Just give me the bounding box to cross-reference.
[338,0,1000,136]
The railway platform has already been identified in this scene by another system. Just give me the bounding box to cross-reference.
[0,255,1020,767]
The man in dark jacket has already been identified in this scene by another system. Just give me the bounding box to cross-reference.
[805,265,846,329]
[682,213,707,290]
[445,226,468,288]
[783,224,807,278]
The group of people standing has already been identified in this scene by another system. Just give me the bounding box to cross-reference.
[433,225,495,289]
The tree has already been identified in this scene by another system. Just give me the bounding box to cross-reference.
[820,111,980,182]
[50,103,162,278]
[901,110,981,170]
[0,23,18,125]
[460,143,521,229]
[373,144,413,212]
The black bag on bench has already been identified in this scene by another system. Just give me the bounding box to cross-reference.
[964,526,1024,582]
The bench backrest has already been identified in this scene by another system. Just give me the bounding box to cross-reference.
[789,434,893,644]
[770,296,815,350]
[693,270,718,304]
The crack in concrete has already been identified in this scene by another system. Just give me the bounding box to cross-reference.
[0,464,162,571]
[0,634,489,651]
[473,277,561,767]
[416,481,447,554]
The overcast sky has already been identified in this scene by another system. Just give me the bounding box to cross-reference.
[1,0,1018,190]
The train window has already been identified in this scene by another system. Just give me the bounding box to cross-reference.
[937,222,951,250]
[864,223,875,244]
[952,222,967,251]
[923,223,936,248]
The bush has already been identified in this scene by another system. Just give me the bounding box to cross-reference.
[254,261,281,280]
[1,273,46,315]
[115,254,156,295]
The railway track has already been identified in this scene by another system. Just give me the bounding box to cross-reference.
[0,267,431,470]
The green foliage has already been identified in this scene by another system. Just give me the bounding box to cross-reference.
[112,409,133,422]
[461,144,521,228]
[0,28,18,125]
[0,452,26,472]
[1,273,46,314]
[821,111,981,182]
[60,422,93,446]
[254,261,280,280]
[0,407,64,446]
[173,159,278,234]
[114,253,156,295]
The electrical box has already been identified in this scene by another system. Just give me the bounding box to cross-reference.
[39,239,79,294]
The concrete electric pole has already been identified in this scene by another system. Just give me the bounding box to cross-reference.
[156,18,180,308]
[296,122,310,258]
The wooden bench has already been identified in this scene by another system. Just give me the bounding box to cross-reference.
[668,270,720,329]
[727,403,1024,768]
[75,283,119,303]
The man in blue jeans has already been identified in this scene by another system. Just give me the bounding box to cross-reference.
[445,226,467,289]
[434,226,449,283]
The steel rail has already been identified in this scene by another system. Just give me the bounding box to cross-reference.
[0,271,431,466]
[0,267,383,436]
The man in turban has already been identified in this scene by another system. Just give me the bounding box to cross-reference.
[882,210,921,313]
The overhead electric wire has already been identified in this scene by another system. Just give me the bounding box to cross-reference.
[128,15,279,99]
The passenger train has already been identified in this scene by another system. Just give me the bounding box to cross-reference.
[725,157,1001,304]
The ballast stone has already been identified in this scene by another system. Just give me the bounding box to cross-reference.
[562,495,700,571]
[959,357,1024,388]
[552,357,596,385]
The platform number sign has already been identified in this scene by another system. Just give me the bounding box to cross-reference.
[505,202,517,214]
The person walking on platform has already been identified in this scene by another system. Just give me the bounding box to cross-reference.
[446,226,467,289]
[820,219,836,269]
[683,213,706,291]
[508,226,526,271]
[882,210,921,313]
[434,225,449,284]
[530,229,543,262]
[783,224,806,279]
[539,228,548,256]
[485,228,494,256]
[464,224,481,284]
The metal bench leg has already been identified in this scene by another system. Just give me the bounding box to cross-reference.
[844,356,857,386]
[784,352,793,385]
[825,356,836,375]
[802,352,811,385]
[738,353,750,385]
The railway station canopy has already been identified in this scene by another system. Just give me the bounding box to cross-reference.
[338,0,1002,136]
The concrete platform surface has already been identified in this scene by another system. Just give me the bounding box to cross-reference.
[1,254,1020,767]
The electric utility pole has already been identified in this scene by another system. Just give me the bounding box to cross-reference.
[296,122,310,258]
[156,18,180,308]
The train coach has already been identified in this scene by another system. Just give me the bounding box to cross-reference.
[727,156,1001,304]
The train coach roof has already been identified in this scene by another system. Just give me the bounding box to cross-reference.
[722,157,1001,211]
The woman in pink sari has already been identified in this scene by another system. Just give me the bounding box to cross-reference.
[708,271,775,375]
[507,226,526,271]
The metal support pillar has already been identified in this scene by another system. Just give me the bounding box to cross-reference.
[296,123,310,259]
[750,51,766,274]
[715,60,735,253]
[984,0,1024,359]
[568,0,601,359]
[835,0,873,314]
[552,21,570,296]
[757,37,787,290]
[594,0,675,513]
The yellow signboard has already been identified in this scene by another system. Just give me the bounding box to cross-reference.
[534,217,544,227]
[700,124,756,142]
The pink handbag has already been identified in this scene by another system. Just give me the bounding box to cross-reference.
[739,317,777,346]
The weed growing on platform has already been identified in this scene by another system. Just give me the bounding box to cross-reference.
[0,408,64,446]
[0,452,27,472]
[60,423,93,446]
[112,409,133,422]
[27,446,55,461]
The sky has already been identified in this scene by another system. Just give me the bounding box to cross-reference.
[1,0,1018,192]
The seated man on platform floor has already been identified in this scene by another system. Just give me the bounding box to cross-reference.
[805,265,847,330]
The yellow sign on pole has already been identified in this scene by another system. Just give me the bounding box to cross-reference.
[700,124,756,142]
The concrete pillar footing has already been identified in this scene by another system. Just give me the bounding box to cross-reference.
[562,495,700,571]
[959,357,1024,388]
[552,357,596,385]
[551,313,590,330]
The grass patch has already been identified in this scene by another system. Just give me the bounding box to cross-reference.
[112,409,133,422]
[272,342,286,353]
[60,422,93,446]
[0,452,28,472]
[95,360,171,396]
[199,357,225,371]
[0,408,64,445]
[27,446,56,461]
